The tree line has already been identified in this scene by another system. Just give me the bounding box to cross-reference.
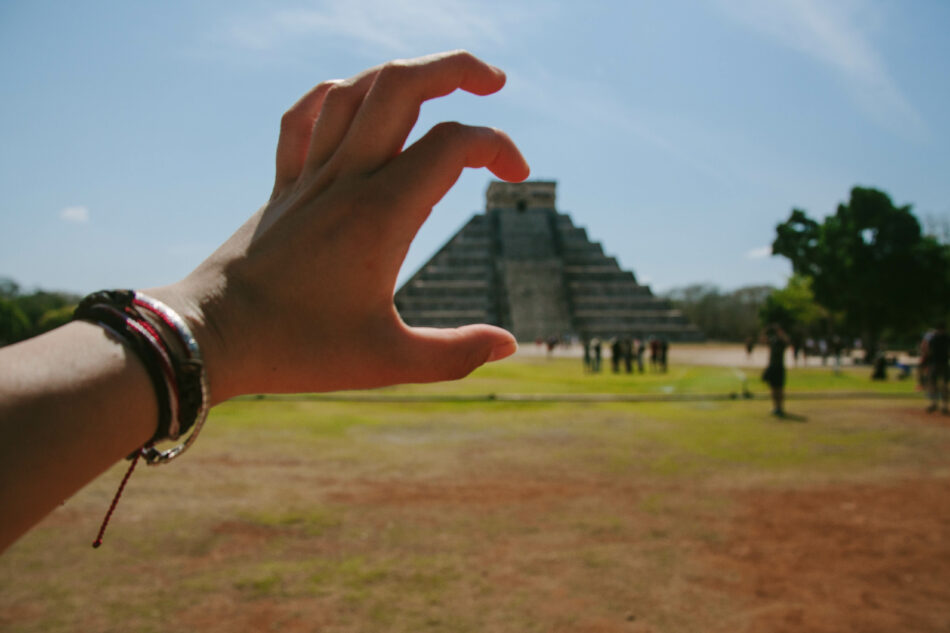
[0,278,79,346]
[667,187,950,360]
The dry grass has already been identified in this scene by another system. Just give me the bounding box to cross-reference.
[1,361,947,632]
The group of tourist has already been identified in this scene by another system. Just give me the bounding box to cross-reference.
[582,337,669,374]
[760,321,950,417]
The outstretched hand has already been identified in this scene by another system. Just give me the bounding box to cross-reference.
[154,51,530,403]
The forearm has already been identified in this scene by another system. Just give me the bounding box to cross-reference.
[0,321,158,551]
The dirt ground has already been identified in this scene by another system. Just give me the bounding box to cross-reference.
[706,478,950,633]
[2,400,949,632]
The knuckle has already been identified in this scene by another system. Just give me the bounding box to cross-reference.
[429,120,466,140]
[322,81,360,111]
[280,107,306,131]
[374,61,414,93]
[449,49,475,64]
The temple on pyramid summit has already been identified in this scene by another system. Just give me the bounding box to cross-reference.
[394,181,702,342]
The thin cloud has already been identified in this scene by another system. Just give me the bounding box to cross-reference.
[714,0,925,140]
[222,0,508,56]
[746,245,772,259]
[59,206,89,224]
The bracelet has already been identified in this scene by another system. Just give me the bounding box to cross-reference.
[74,289,212,547]
[131,291,210,465]
[72,289,210,464]
[74,292,175,444]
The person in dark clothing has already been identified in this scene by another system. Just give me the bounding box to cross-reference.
[610,338,622,373]
[622,338,633,374]
[923,323,949,413]
[762,324,790,417]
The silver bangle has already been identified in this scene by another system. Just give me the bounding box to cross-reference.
[133,292,211,466]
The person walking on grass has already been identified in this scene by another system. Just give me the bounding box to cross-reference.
[762,324,790,417]
[922,322,949,414]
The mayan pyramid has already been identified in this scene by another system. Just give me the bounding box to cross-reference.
[394,181,702,342]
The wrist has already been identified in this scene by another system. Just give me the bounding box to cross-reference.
[141,278,233,406]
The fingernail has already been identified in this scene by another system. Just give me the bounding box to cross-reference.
[487,340,518,362]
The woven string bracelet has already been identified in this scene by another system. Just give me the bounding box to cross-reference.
[131,291,210,465]
[73,289,210,546]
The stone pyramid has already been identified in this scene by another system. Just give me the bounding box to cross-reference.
[394,181,701,342]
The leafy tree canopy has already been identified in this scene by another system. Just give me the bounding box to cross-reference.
[759,274,829,333]
[665,283,773,341]
[772,187,950,345]
[0,298,30,345]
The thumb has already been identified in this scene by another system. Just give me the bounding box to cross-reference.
[398,324,517,383]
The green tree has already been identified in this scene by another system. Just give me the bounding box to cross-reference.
[759,275,829,335]
[666,283,773,341]
[772,187,950,357]
[0,297,30,345]
[36,304,77,335]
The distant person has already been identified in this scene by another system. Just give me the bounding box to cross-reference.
[622,338,633,374]
[591,337,602,373]
[582,338,592,373]
[659,338,669,373]
[831,335,843,375]
[649,336,659,372]
[635,338,645,373]
[610,338,622,373]
[761,324,790,417]
[744,336,755,357]
[871,353,888,381]
[922,322,949,413]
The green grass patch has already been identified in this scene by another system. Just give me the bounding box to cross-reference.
[236,356,918,400]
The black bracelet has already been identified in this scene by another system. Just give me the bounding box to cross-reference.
[73,293,174,447]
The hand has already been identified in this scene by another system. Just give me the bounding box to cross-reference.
[152,51,530,403]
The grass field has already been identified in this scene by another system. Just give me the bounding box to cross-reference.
[2,355,948,632]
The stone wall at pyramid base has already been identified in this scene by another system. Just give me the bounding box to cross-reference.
[394,181,703,343]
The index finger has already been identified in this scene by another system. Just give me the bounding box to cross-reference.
[332,50,508,175]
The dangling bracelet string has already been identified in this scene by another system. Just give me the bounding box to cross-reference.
[73,289,210,548]
[92,448,145,548]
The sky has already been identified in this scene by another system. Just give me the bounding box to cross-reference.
[1,0,948,296]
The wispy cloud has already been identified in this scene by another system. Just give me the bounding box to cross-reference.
[713,0,925,139]
[222,0,510,56]
[746,245,772,259]
[59,205,89,224]
[507,69,735,186]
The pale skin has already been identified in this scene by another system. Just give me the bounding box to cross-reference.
[0,51,530,552]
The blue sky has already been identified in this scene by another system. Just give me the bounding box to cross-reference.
[1,0,948,295]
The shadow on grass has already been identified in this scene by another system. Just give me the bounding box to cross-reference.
[776,412,809,423]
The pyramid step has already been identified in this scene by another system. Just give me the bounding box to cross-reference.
[395,181,703,341]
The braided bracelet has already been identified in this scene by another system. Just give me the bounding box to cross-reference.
[131,291,210,465]
[73,289,211,547]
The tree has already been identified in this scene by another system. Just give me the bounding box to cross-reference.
[665,283,773,341]
[772,187,950,357]
[0,298,30,345]
[759,274,827,332]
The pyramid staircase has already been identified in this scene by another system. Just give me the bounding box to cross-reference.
[394,181,702,342]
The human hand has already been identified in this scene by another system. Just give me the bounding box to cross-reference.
[151,51,530,403]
